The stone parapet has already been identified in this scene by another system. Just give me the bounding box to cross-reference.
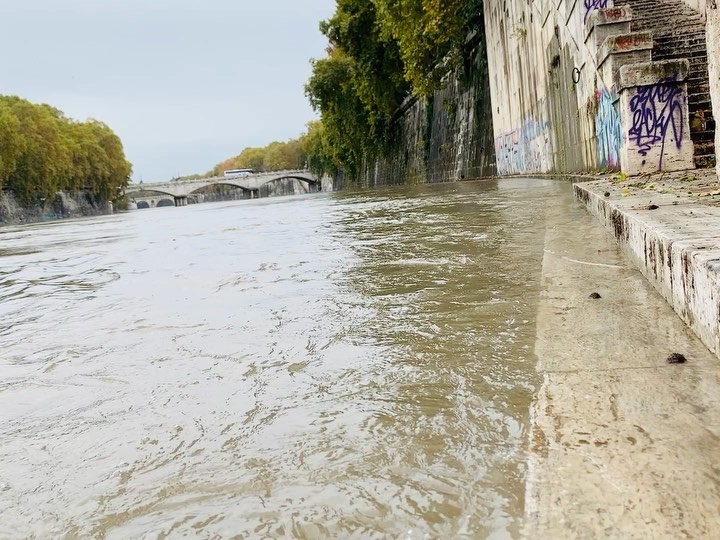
[618,60,695,173]
[598,32,653,89]
[708,2,720,178]
[619,58,690,88]
[584,5,632,49]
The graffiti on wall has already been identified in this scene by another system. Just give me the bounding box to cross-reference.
[494,118,551,175]
[628,77,685,168]
[595,87,622,169]
[584,0,610,22]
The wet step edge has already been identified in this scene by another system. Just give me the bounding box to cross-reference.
[574,181,720,359]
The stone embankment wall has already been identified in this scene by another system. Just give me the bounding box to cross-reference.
[483,1,603,175]
[360,32,497,187]
[358,1,718,184]
[0,191,111,226]
[709,2,720,179]
[483,0,717,177]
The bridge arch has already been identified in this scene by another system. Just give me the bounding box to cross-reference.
[123,170,321,200]
[261,174,320,187]
[187,181,252,195]
[125,188,178,199]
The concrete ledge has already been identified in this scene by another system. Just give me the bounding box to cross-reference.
[597,31,653,66]
[619,59,690,89]
[584,6,632,47]
[584,5,632,43]
[575,180,720,358]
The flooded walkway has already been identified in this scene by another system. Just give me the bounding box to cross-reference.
[0,179,718,538]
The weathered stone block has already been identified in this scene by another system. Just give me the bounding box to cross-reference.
[619,59,690,88]
[598,32,653,89]
[619,60,695,174]
[598,31,653,62]
[584,5,632,49]
[708,2,720,179]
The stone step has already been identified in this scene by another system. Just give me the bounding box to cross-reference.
[690,130,717,141]
[623,0,714,170]
[585,5,634,49]
[688,99,712,108]
[598,32,654,89]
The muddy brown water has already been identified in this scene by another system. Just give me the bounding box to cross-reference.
[0,179,618,538]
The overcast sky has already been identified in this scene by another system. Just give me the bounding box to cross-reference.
[0,0,335,181]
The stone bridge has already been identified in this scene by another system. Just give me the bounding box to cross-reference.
[124,170,320,206]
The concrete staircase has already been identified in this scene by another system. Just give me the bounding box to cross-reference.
[624,0,715,168]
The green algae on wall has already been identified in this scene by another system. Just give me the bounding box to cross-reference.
[358,30,497,187]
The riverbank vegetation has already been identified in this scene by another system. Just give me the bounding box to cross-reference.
[211,136,306,177]
[0,95,132,207]
[304,0,484,181]
[209,121,333,179]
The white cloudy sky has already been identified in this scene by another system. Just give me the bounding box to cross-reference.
[0,0,335,181]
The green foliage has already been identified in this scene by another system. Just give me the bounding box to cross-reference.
[305,0,484,182]
[372,0,482,96]
[300,121,337,178]
[0,95,131,207]
[264,139,305,171]
[236,147,267,171]
[212,138,307,177]
[207,121,336,183]
[306,51,374,180]
[610,172,627,184]
[0,105,22,192]
[304,0,412,180]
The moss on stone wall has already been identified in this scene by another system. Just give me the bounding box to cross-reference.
[359,23,497,187]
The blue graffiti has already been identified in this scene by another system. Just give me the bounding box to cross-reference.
[628,77,685,168]
[495,118,551,175]
[584,0,610,23]
[595,87,622,169]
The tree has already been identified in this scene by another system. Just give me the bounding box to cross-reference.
[303,0,484,182]
[304,0,411,178]
[321,0,409,133]
[264,140,305,170]
[0,95,131,206]
[372,0,483,96]
[1,97,69,205]
[300,120,337,177]
[0,103,23,191]
[306,51,374,179]
[77,120,132,202]
[235,147,267,171]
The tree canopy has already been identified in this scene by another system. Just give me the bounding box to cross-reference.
[0,95,132,206]
[211,137,308,177]
[304,0,484,181]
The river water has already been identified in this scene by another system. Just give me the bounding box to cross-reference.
[1,179,579,538]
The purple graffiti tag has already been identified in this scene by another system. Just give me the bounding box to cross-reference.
[584,0,610,23]
[628,77,685,168]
